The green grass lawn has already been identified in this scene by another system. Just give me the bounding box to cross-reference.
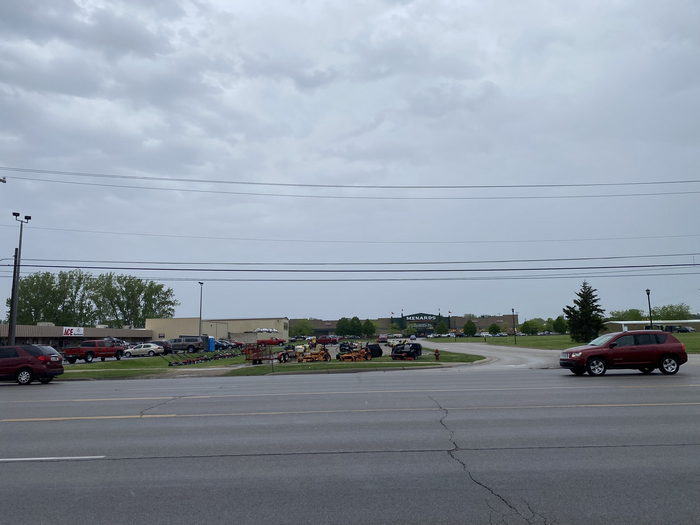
[428,333,700,353]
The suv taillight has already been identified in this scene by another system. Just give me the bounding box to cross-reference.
[681,343,686,352]
[37,355,50,363]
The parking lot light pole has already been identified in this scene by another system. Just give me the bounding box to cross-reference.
[8,212,30,345]
[512,308,517,345]
[646,289,653,329]
[198,282,204,338]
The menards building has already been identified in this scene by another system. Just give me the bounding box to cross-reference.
[290,312,519,336]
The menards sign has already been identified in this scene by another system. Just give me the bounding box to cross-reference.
[405,314,438,322]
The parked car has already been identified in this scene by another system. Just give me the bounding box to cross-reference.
[317,336,339,345]
[169,336,205,353]
[257,337,286,346]
[148,340,173,354]
[376,334,388,343]
[0,345,64,384]
[559,330,688,376]
[391,343,422,360]
[125,343,164,358]
[61,339,125,363]
[677,326,696,333]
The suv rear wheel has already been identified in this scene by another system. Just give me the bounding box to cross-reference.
[16,368,33,385]
[659,356,679,375]
[586,357,607,377]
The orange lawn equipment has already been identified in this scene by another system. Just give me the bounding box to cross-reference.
[337,348,372,362]
[297,345,331,363]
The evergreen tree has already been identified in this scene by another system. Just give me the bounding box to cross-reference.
[563,281,605,342]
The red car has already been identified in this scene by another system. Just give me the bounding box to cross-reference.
[559,330,687,376]
[317,336,339,345]
[257,337,286,346]
[0,345,64,384]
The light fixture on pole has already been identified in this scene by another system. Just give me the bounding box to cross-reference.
[646,289,653,329]
[8,212,31,345]
[198,282,204,338]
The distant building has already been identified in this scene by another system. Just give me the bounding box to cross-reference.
[290,312,519,336]
[0,323,152,348]
[145,317,289,341]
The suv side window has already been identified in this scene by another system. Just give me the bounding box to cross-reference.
[0,347,19,358]
[614,335,635,348]
[655,333,668,343]
[82,341,95,348]
[635,334,656,345]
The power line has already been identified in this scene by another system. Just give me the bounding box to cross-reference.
[19,252,700,266]
[2,165,699,189]
[4,262,698,273]
[2,224,699,246]
[3,271,697,282]
[8,175,700,200]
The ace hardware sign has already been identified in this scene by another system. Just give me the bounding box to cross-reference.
[62,327,85,337]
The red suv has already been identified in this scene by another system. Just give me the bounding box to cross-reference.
[560,330,687,376]
[0,345,64,384]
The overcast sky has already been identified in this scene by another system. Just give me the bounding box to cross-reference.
[1,0,699,324]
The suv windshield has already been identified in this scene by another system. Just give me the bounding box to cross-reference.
[587,334,615,346]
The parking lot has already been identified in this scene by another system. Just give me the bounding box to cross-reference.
[1,348,699,525]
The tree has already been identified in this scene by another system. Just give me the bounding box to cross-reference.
[434,320,448,334]
[563,281,605,343]
[519,320,539,335]
[335,317,351,336]
[291,319,315,337]
[362,319,376,337]
[608,308,644,321]
[488,323,501,335]
[349,316,363,337]
[651,303,693,320]
[552,316,568,334]
[527,318,546,332]
[90,273,178,328]
[463,320,477,337]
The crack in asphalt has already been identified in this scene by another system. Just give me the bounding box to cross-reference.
[138,395,186,417]
[428,395,554,525]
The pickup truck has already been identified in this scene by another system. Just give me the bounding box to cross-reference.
[62,339,125,363]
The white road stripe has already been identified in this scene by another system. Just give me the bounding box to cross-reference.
[0,456,106,462]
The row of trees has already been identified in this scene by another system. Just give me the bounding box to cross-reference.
[608,304,698,321]
[291,317,377,338]
[5,270,179,328]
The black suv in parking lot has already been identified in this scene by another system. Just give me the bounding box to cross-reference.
[0,345,64,384]
[391,343,422,360]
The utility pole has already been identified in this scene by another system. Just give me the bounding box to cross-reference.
[646,289,653,329]
[8,212,31,345]
[198,281,204,338]
[512,308,517,345]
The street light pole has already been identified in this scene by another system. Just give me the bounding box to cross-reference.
[512,308,517,345]
[646,289,653,329]
[198,282,204,338]
[8,212,31,345]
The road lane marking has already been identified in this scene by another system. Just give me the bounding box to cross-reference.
[4,384,700,404]
[0,456,106,462]
[2,402,700,423]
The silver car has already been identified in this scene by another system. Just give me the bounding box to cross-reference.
[124,343,163,358]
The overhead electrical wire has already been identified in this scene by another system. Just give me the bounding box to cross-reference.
[7,175,700,200]
[19,252,700,266]
[1,165,698,189]
[3,262,698,273]
[3,224,699,245]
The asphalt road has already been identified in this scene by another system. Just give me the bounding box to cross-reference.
[1,349,699,524]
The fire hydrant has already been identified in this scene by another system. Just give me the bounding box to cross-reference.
[434,348,440,361]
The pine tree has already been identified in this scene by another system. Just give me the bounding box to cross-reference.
[563,281,605,342]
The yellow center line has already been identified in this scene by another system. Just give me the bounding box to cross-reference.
[4,384,700,404]
[3,402,699,423]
